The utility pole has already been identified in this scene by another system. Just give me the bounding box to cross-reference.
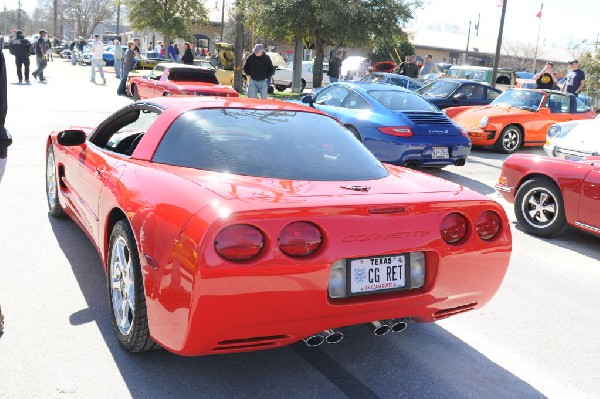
[116,0,120,36]
[220,0,225,42]
[16,0,21,30]
[464,20,471,65]
[53,0,58,38]
[233,4,243,93]
[491,0,508,88]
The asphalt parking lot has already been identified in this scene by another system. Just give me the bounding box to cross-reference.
[0,52,599,399]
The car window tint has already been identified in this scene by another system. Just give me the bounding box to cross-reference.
[92,109,160,156]
[486,88,500,100]
[314,86,351,107]
[361,74,385,83]
[168,68,219,84]
[152,109,388,181]
[416,80,459,97]
[546,93,570,113]
[369,90,438,111]
[407,81,421,91]
[341,91,370,109]
[575,96,592,113]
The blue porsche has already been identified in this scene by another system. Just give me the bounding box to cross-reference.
[302,82,471,167]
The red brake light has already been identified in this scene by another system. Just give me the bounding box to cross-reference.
[377,126,414,137]
[441,213,468,244]
[476,211,502,241]
[215,224,264,261]
[278,222,323,257]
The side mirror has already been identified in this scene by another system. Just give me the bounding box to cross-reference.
[301,95,314,105]
[57,130,86,146]
[453,93,468,101]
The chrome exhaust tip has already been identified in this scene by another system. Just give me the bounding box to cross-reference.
[324,329,344,344]
[367,321,391,336]
[387,319,408,333]
[303,334,325,347]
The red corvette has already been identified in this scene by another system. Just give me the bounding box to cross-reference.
[128,63,238,100]
[497,154,600,237]
[46,97,511,356]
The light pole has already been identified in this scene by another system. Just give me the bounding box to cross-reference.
[464,20,471,65]
[220,0,225,42]
[491,0,508,88]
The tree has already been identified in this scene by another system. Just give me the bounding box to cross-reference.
[579,52,600,109]
[245,0,420,87]
[501,40,542,72]
[0,9,31,32]
[370,35,415,64]
[125,0,208,42]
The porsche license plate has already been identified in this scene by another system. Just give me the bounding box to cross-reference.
[432,147,449,158]
[349,255,406,294]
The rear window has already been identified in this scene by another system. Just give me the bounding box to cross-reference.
[368,90,438,111]
[168,68,219,84]
[152,109,388,181]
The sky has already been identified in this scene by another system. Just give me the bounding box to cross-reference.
[410,0,600,49]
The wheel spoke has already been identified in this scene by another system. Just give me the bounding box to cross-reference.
[543,203,556,213]
[537,211,549,223]
[539,192,549,206]
[528,196,539,207]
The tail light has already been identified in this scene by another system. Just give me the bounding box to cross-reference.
[440,213,468,244]
[476,211,502,241]
[460,127,469,138]
[377,126,414,137]
[278,222,322,257]
[215,224,264,261]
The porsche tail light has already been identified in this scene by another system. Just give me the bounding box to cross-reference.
[460,128,469,138]
[377,126,414,137]
[441,213,468,244]
[476,211,502,241]
[215,224,264,261]
[278,222,322,257]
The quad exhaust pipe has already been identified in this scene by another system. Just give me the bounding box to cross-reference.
[367,319,409,336]
[303,329,344,346]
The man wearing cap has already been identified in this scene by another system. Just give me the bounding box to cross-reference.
[8,30,31,83]
[32,29,47,82]
[564,60,585,97]
[243,44,274,99]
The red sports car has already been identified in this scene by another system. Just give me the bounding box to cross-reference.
[128,63,238,100]
[46,97,512,356]
[496,154,600,237]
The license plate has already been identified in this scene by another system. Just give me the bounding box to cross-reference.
[349,255,406,295]
[432,147,449,158]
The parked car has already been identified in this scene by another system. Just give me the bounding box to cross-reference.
[449,89,596,153]
[544,117,600,160]
[360,72,422,91]
[300,81,471,167]
[45,96,511,355]
[125,58,167,93]
[272,61,330,91]
[496,153,600,237]
[445,65,516,89]
[128,63,239,100]
[102,45,128,66]
[416,79,502,110]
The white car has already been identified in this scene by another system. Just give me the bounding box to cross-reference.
[272,61,329,91]
[544,117,600,160]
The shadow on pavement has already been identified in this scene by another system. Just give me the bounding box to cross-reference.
[425,168,496,196]
[48,215,546,399]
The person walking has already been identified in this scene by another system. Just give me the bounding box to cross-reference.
[45,37,53,62]
[32,30,48,82]
[327,50,342,83]
[117,41,140,96]
[419,55,439,77]
[533,62,557,90]
[563,60,585,97]
[90,34,106,84]
[181,42,194,65]
[8,30,31,83]
[399,55,418,79]
[113,39,123,79]
[69,39,77,65]
[167,41,178,62]
[243,44,274,99]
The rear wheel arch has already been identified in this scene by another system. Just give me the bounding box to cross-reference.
[105,208,128,267]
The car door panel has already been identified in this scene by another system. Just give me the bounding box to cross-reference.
[579,168,600,228]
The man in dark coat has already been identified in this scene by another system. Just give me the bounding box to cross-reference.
[243,44,274,98]
[9,30,31,83]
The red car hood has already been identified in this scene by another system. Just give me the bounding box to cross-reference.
[453,105,531,129]
[160,164,466,200]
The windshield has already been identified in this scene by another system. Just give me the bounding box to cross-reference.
[492,89,544,111]
[361,74,387,83]
[369,90,438,111]
[416,80,460,97]
[153,109,388,181]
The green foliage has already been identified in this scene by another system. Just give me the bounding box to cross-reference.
[370,35,415,64]
[125,0,208,41]
[579,52,600,104]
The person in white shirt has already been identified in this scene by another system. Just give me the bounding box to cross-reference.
[154,41,162,54]
[90,34,106,84]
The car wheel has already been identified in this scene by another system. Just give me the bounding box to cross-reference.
[346,126,362,141]
[131,84,140,101]
[107,220,159,352]
[163,92,171,96]
[495,124,522,154]
[268,85,274,94]
[275,85,286,92]
[514,177,567,237]
[46,145,65,218]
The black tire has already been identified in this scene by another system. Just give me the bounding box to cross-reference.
[131,84,140,101]
[163,92,171,96]
[107,220,159,352]
[268,85,274,94]
[514,177,567,237]
[346,126,362,141]
[495,124,522,154]
[46,145,66,218]
[275,85,286,92]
